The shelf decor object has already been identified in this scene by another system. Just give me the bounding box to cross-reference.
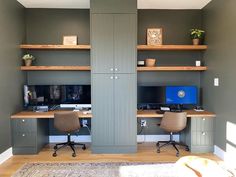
[145,58,156,67]
[22,54,35,66]
[147,28,163,45]
[63,36,78,45]
[190,29,205,45]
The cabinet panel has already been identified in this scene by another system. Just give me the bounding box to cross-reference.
[191,131,213,147]
[13,132,36,147]
[90,0,137,14]
[191,118,213,132]
[114,74,137,146]
[92,74,115,146]
[12,119,37,133]
[114,14,137,74]
[91,14,114,74]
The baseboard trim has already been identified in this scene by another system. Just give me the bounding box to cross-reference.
[0,147,13,164]
[214,145,225,160]
[49,135,179,143]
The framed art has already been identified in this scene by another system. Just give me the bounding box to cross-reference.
[63,36,78,45]
[147,28,163,45]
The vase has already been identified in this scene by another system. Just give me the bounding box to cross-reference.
[145,58,156,67]
[192,38,200,45]
[25,60,32,66]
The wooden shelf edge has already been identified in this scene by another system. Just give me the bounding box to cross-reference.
[137,45,207,51]
[137,66,207,71]
[20,44,91,50]
[21,66,91,71]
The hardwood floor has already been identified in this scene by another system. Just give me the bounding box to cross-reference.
[0,143,220,177]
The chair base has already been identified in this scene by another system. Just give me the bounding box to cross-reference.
[156,134,189,157]
[52,134,86,157]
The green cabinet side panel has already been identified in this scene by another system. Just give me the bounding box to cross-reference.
[114,14,137,74]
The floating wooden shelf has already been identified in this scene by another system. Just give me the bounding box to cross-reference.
[20,44,91,50]
[137,45,207,51]
[137,66,207,71]
[21,66,91,71]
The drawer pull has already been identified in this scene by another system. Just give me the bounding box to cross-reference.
[202,118,206,121]
[22,134,25,137]
[202,132,206,136]
[22,119,25,122]
[110,68,114,71]
[115,68,118,71]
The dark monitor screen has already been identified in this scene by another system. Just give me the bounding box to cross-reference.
[138,86,165,104]
[26,85,91,106]
[166,86,197,105]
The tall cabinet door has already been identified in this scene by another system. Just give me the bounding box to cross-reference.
[114,14,137,74]
[92,74,114,147]
[114,74,137,149]
[91,14,114,74]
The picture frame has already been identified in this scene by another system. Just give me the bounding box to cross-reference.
[147,28,163,45]
[63,36,77,45]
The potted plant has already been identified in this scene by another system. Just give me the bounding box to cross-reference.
[190,29,205,45]
[22,54,35,66]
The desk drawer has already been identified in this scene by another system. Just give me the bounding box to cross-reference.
[12,119,37,133]
[13,132,36,147]
[191,131,213,147]
[191,118,213,132]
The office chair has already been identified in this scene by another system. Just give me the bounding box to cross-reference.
[53,112,86,157]
[156,112,189,157]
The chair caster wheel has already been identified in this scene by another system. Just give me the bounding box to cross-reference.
[72,153,76,157]
[157,149,160,153]
[185,147,190,151]
[82,145,86,150]
[176,152,179,157]
[52,152,57,157]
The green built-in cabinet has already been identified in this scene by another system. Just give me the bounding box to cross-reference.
[180,117,214,153]
[91,12,137,153]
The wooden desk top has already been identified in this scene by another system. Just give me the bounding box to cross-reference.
[11,110,215,119]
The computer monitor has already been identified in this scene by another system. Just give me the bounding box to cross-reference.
[138,86,165,105]
[165,86,197,105]
[24,85,91,106]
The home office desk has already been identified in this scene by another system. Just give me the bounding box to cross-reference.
[11,110,215,154]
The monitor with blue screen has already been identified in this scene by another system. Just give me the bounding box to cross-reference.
[166,86,197,105]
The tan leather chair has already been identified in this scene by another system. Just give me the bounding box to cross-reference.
[157,112,189,157]
[53,112,86,157]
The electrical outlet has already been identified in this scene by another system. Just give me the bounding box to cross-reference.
[214,78,219,86]
[141,120,147,127]
[82,119,88,127]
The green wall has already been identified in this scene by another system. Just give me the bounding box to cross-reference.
[0,0,25,153]
[202,0,236,151]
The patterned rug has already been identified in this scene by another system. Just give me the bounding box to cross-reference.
[12,162,177,177]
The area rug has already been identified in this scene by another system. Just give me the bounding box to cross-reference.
[12,162,177,177]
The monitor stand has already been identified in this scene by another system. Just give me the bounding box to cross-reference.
[170,104,183,112]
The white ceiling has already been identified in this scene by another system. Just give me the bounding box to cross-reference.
[17,0,212,9]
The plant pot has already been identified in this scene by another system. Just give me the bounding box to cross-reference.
[192,38,200,45]
[145,58,156,67]
[24,60,32,66]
